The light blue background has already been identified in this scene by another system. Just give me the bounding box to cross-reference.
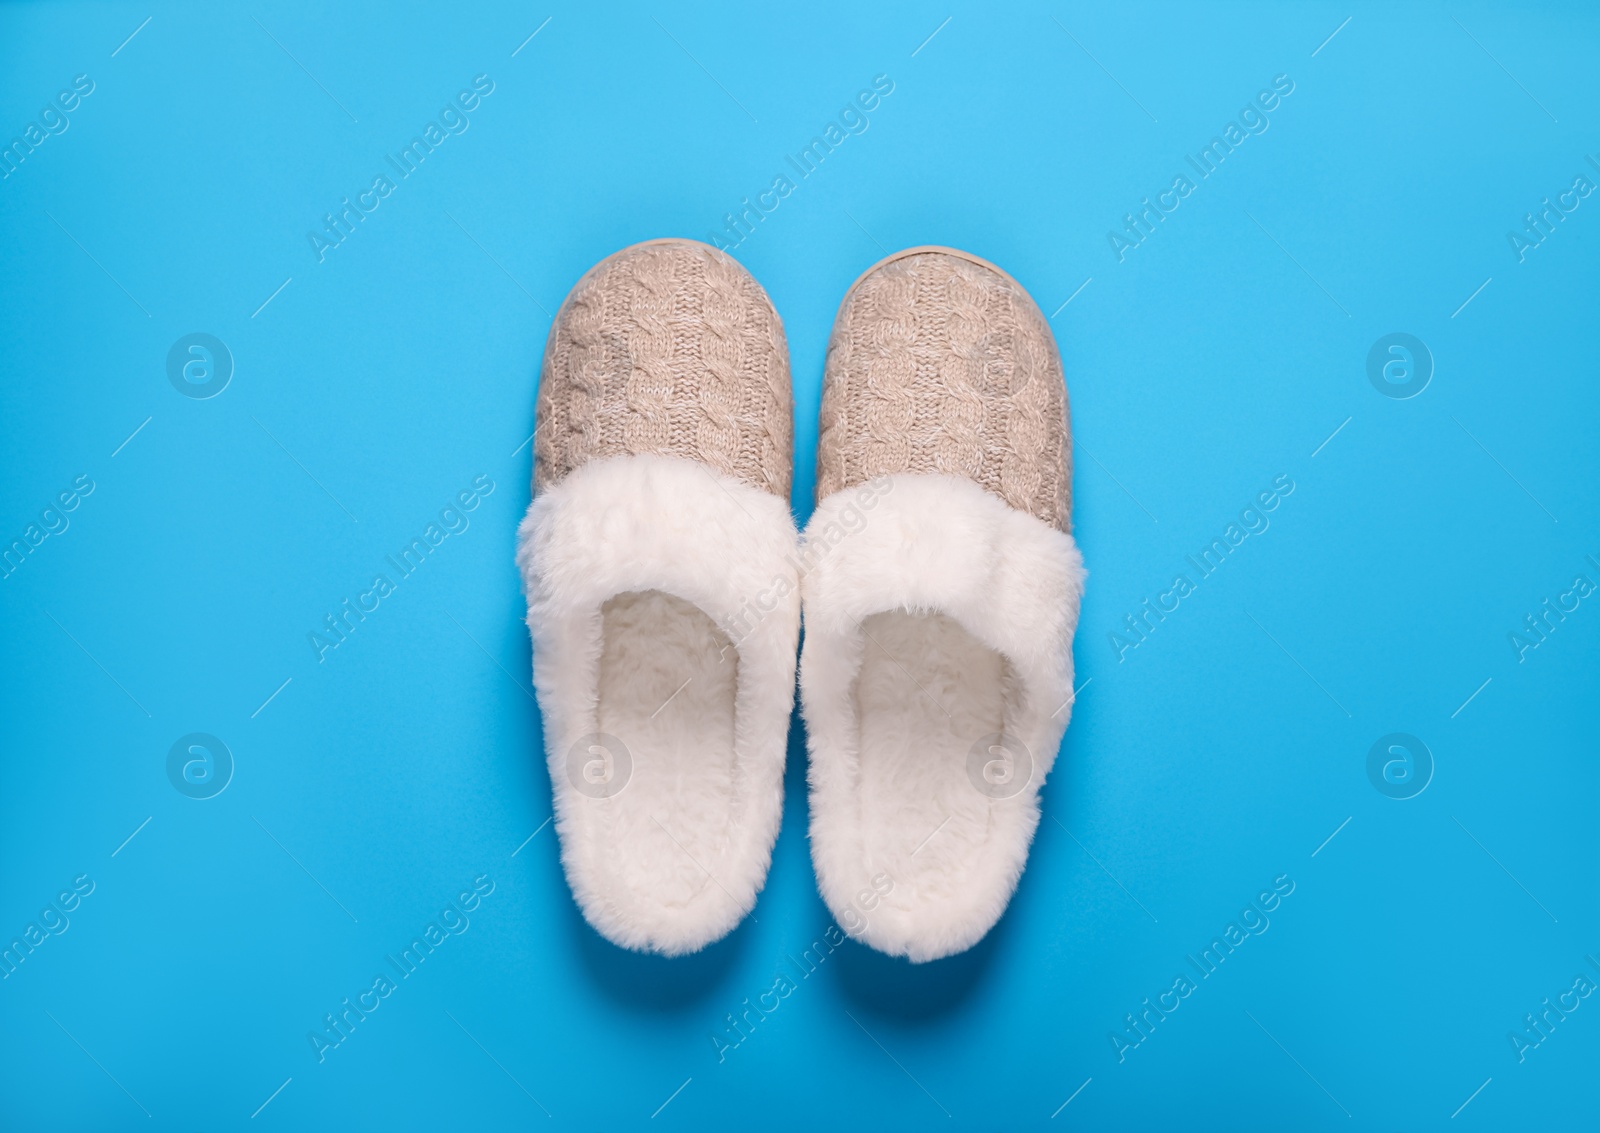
[2,2,1597,1129]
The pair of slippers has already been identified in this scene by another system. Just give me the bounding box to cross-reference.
[517,239,1084,963]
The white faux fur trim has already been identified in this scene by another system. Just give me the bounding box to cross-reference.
[800,474,1084,962]
[517,454,799,955]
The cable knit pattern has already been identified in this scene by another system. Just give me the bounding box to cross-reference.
[535,239,792,500]
[816,249,1071,530]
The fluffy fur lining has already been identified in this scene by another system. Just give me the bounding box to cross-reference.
[517,454,799,955]
[800,474,1084,962]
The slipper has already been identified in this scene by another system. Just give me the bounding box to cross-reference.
[517,239,799,955]
[800,247,1085,962]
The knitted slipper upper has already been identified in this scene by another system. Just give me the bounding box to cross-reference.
[816,249,1070,530]
[535,239,792,499]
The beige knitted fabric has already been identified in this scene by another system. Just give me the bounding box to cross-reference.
[816,248,1070,530]
[535,239,793,499]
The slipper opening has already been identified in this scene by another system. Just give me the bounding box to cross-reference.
[591,589,741,916]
